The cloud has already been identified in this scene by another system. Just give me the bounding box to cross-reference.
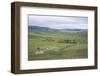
[28,15,88,29]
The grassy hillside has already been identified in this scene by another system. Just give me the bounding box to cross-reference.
[28,31,88,61]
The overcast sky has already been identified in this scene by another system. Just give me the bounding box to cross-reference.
[28,15,88,29]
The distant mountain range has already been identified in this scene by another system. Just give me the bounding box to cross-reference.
[28,25,88,33]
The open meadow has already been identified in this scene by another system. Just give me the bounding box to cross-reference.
[28,30,88,60]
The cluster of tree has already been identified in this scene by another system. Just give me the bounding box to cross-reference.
[58,39,77,44]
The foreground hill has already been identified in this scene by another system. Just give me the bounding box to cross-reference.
[28,25,88,60]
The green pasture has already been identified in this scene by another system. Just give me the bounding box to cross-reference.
[28,31,88,60]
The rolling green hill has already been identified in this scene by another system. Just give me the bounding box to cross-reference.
[28,26,88,60]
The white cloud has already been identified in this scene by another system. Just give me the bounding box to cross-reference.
[28,15,88,29]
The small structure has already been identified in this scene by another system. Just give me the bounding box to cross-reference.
[35,51,44,55]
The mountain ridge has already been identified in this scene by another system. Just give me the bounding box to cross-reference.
[28,25,88,32]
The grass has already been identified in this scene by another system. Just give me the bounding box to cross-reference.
[28,31,88,61]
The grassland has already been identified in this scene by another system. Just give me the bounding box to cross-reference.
[28,31,88,61]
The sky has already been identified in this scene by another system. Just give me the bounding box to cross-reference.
[28,15,88,29]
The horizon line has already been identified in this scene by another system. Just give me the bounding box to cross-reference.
[28,25,88,30]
